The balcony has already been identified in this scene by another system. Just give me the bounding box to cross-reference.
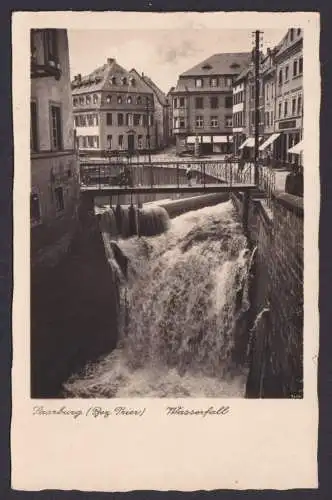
[31,54,62,81]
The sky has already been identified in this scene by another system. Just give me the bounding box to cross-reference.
[68,28,286,94]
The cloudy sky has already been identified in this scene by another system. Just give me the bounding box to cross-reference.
[68,28,286,93]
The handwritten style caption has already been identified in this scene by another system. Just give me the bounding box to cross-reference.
[32,405,230,420]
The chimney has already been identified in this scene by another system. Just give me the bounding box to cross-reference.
[77,74,82,82]
[142,72,144,77]
[107,58,115,65]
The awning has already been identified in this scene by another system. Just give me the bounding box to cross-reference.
[186,136,196,144]
[213,135,228,143]
[259,133,280,151]
[288,140,304,154]
[239,137,255,149]
[202,136,212,143]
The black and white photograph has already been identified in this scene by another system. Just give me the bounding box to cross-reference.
[29,22,306,400]
[11,10,320,492]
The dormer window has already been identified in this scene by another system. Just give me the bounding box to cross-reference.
[136,96,142,105]
[118,96,123,104]
[127,96,132,104]
[122,77,127,85]
[111,76,116,85]
[230,63,240,70]
[210,77,218,87]
[106,95,112,103]
[202,63,212,70]
[93,94,98,104]
[195,78,203,88]
[130,77,136,86]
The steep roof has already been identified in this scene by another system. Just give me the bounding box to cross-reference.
[72,58,153,95]
[129,69,168,106]
[180,52,252,77]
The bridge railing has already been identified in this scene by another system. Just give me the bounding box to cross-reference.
[79,160,258,190]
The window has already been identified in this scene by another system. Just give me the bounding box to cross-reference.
[54,187,64,212]
[290,28,294,41]
[297,28,301,36]
[73,98,78,107]
[111,76,116,85]
[87,114,94,126]
[285,66,289,81]
[149,115,154,126]
[87,136,94,147]
[279,69,283,85]
[225,115,232,127]
[106,113,112,126]
[278,102,282,118]
[179,118,185,128]
[173,117,179,129]
[118,135,124,148]
[30,193,41,224]
[195,116,204,128]
[133,114,141,126]
[74,116,79,127]
[94,114,99,126]
[50,105,62,150]
[138,135,143,148]
[118,113,124,126]
[297,95,302,114]
[284,101,288,117]
[94,136,99,148]
[210,116,218,128]
[271,110,274,125]
[79,96,84,105]
[137,96,142,105]
[107,135,112,149]
[195,78,203,88]
[130,78,136,87]
[106,95,112,104]
[299,57,303,74]
[210,77,218,87]
[43,29,58,64]
[250,85,255,99]
[126,113,133,126]
[210,96,218,109]
[179,97,185,108]
[195,97,203,109]
[86,95,91,105]
[271,84,274,99]
[31,101,38,151]
[173,98,178,109]
[225,77,233,87]
[127,96,132,104]
[292,98,296,115]
[225,96,233,108]
[93,94,98,104]
[117,96,123,104]
[122,77,127,85]
[293,60,298,77]
[266,84,269,102]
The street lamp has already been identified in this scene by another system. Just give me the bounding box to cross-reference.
[146,96,152,164]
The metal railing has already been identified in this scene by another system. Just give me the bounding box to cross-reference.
[79,160,258,191]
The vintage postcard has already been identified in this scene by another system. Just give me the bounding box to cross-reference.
[11,10,319,491]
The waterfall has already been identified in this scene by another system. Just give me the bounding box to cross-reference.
[63,201,252,398]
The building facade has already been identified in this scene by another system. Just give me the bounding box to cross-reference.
[170,52,251,155]
[274,28,303,164]
[72,58,163,157]
[30,29,80,269]
[131,70,170,150]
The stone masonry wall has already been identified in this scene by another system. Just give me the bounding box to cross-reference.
[232,191,303,398]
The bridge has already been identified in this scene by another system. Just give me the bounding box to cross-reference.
[79,159,262,196]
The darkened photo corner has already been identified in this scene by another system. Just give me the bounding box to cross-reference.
[30,26,304,399]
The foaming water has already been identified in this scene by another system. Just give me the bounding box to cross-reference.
[64,201,251,398]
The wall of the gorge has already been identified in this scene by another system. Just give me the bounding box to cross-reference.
[232,191,304,398]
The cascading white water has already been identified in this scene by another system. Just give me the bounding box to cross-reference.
[63,200,252,398]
